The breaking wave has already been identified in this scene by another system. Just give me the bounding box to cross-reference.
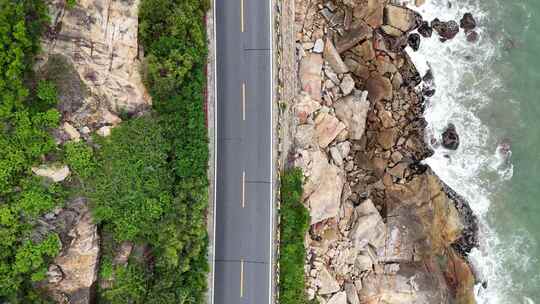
[404,0,536,303]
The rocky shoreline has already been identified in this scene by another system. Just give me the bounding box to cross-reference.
[282,0,480,303]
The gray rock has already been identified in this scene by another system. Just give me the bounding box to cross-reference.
[32,164,70,182]
[340,74,355,96]
[345,282,361,304]
[295,124,317,149]
[313,38,325,53]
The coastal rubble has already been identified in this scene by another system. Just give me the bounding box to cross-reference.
[287,0,479,302]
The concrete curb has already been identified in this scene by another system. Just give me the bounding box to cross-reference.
[206,0,217,303]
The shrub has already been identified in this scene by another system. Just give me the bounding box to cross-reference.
[279,168,311,304]
[0,0,64,301]
[64,141,95,180]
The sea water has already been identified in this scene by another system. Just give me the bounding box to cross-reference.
[405,0,540,303]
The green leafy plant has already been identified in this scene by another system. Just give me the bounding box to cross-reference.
[279,168,311,304]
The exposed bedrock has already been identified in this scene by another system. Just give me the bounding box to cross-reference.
[290,0,478,303]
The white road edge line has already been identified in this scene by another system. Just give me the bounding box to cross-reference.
[211,0,218,302]
[268,0,274,302]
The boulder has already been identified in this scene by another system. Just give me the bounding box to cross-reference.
[348,199,386,250]
[353,40,376,61]
[32,164,70,182]
[408,33,421,51]
[330,146,344,166]
[96,126,111,137]
[335,21,373,53]
[294,92,321,123]
[45,198,99,304]
[327,291,347,304]
[318,266,341,295]
[442,123,460,150]
[383,4,420,33]
[460,13,477,31]
[366,75,393,102]
[313,38,325,53]
[294,125,316,149]
[63,122,80,142]
[324,38,349,74]
[353,0,385,28]
[417,21,433,38]
[334,92,370,140]
[340,74,355,95]
[300,53,324,101]
[466,31,479,43]
[345,282,360,304]
[295,150,345,224]
[314,112,347,148]
[432,19,460,42]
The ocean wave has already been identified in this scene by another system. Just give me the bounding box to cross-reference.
[404,0,535,303]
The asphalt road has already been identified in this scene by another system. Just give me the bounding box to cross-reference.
[213,0,273,303]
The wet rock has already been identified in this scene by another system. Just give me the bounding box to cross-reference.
[324,38,349,74]
[417,21,433,38]
[366,75,393,102]
[460,13,477,31]
[340,74,355,95]
[335,21,373,53]
[300,53,324,101]
[408,33,421,51]
[442,123,460,150]
[314,112,347,148]
[431,18,460,42]
[466,31,479,43]
[334,92,370,140]
[383,4,421,33]
[32,164,70,182]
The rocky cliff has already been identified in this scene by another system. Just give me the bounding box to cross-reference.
[283,0,479,303]
[34,0,149,302]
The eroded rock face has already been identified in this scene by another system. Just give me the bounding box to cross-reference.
[289,2,478,303]
[38,0,150,127]
[44,198,99,304]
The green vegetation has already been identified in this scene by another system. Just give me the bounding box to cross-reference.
[89,0,210,302]
[0,0,64,302]
[279,168,312,304]
[0,0,210,302]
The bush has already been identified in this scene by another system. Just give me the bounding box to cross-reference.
[0,1,64,302]
[279,168,311,304]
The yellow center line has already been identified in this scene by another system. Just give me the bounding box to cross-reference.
[240,0,244,33]
[240,258,245,298]
[242,171,245,208]
[242,82,246,121]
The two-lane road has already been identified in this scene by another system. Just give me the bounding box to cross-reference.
[213,0,273,303]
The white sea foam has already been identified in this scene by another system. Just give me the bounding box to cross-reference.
[403,0,534,303]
